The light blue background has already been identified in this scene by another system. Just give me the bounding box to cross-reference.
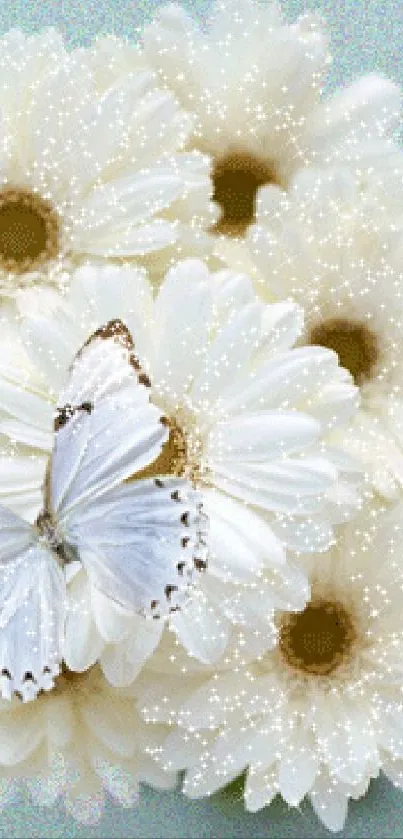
[0,0,402,835]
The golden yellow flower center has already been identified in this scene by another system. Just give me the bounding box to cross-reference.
[0,187,60,274]
[308,317,378,386]
[212,151,279,237]
[279,599,356,677]
[136,419,190,480]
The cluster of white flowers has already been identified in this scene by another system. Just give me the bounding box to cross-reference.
[0,1,401,832]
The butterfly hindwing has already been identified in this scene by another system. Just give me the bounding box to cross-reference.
[0,504,65,701]
[62,478,208,618]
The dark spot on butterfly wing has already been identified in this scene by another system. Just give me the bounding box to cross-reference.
[194,558,208,572]
[130,357,151,388]
[54,401,93,432]
[150,599,161,620]
[146,485,209,619]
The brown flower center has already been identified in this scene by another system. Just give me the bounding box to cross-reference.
[279,599,356,676]
[212,151,278,237]
[136,419,189,480]
[308,318,379,385]
[0,187,60,274]
[50,662,98,697]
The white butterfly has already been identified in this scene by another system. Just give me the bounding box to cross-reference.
[0,320,208,702]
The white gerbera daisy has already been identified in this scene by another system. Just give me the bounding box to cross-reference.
[243,165,403,499]
[143,0,401,238]
[140,499,403,833]
[0,259,360,676]
[0,664,175,825]
[0,28,214,298]
[72,33,219,278]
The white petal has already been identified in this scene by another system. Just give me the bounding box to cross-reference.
[0,377,53,433]
[79,168,184,236]
[45,696,75,748]
[163,728,209,773]
[314,695,378,786]
[205,489,285,583]
[68,263,153,353]
[152,259,214,395]
[218,345,342,416]
[313,75,401,149]
[208,411,321,463]
[170,588,230,665]
[138,670,207,726]
[100,617,163,687]
[210,726,254,778]
[278,728,319,806]
[183,757,235,798]
[190,302,263,407]
[81,696,138,759]
[178,671,264,730]
[270,513,335,553]
[91,587,134,644]
[0,706,43,765]
[139,753,178,790]
[244,764,278,812]
[21,309,82,395]
[0,454,47,520]
[310,771,349,833]
[0,419,52,451]
[64,572,104,672]
[82,219,177,256]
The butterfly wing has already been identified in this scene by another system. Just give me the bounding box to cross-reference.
[62,478,208,618]
[50,324,168,517]
[54,319,152,421]
[0,504,65,701]
[49,322,208,621]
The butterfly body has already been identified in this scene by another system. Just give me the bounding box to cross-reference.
[35,510,78,567]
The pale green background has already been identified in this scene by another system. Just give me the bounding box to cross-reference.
[0,0,401,835]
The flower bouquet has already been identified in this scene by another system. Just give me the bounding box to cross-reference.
[0,2,402,833]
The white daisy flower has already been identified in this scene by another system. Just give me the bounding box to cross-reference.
[73,33,219,280]
[143,0,401,239]
[0,259,360,677]
[140,499,403,833]
[0,28,214,298]
[243,165,403,499]
[0,664,175,825]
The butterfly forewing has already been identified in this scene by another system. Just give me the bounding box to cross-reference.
[51,328,168,518]
[51,397,168,519]
[55,323,149,421]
